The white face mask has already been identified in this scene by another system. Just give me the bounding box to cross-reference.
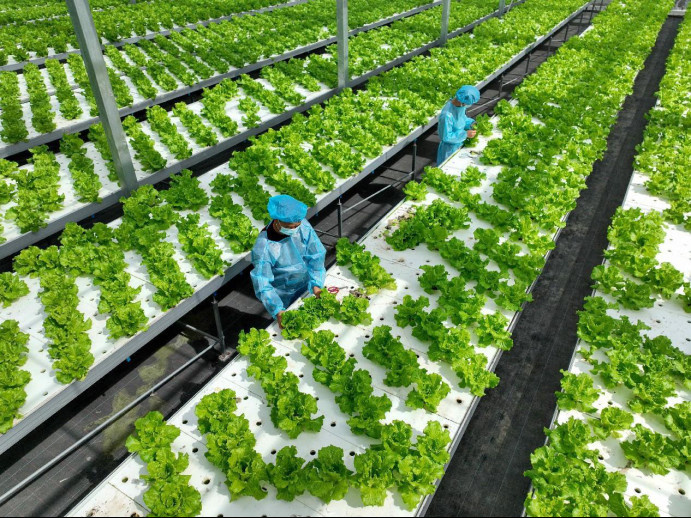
[280,225,300,236]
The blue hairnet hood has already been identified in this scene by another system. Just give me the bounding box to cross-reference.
[267,195,308,223]
[455,85,480,105]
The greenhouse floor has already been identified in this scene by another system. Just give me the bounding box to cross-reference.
[0,7,680,517]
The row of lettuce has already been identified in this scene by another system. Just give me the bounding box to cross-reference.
[0,0,500,246]
[525,9,691,517]
[0,0,495,145]
[0,0,591,437]
[0,0,288,63]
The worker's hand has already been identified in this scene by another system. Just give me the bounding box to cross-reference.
[277,311,285,329]
[313,286,322,299]
[467,129,477,139]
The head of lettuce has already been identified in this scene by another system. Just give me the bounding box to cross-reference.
[250,195,326,328]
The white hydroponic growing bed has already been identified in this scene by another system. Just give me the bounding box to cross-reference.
[540,165,691,517]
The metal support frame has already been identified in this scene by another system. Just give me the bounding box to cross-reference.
[440,0,451,44]
[498,0,507,17]
[334,140,419,238]
[336,0,349,90]
[178,293,231,361]
[65,0,138,193]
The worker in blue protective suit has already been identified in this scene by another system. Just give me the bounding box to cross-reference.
[436,85,481,165]
[250,195,327,328]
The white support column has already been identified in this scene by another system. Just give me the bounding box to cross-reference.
[65,0,138,193]
[440,0,451,45]
[336,0,349,90]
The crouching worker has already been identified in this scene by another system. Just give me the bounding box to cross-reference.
[250,195,326,328]
[436,85,481,165]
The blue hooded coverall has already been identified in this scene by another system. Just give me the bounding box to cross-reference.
[436,101,475,165]
[250,196,326,318]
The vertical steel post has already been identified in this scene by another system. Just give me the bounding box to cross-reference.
[65,0,138,193]
[212,294,231,361]
[498,0,506,17]
[440,0,451,45]
[412,139,418,180]
[336,0,349,90]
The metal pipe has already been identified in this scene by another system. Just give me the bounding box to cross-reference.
[440,0,451,44]
[0,342,216,507]
[412,139,418,179]
[65,0,138,193]
[498,0,506,17]
[179,322,222,344]
[336,0,349,89]
[212,294,227,357]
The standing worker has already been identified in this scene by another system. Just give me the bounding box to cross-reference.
[250,195,326,328]
[436,85,481,165]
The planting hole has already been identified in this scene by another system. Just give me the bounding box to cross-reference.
[182,419,188,424]
[456,398,463,404]
[271,450,276,455]
[330,422,336,427]
[192,448,198,453]
[256,421,262,426]
[122,477,128,483]
[634,488,641,494]
[679,489,686,496]
[243,396,248,400]
[231,373,236,377]
[299,374,304,378]
[310,450,316,456]
[349,451,355,457]
[443,424,449,429]
[203,478,210,485]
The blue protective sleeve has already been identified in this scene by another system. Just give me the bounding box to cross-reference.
[440,112,466,144]
[464,117,476,130]
[250,238,286,318]
[301,221,327,291]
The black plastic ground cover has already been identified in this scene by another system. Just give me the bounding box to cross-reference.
[0,6,614,517]
[424,13,683,518]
